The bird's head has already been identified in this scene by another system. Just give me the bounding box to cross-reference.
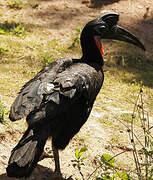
[81,12,145,61]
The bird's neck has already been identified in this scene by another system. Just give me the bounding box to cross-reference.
[80,30,104,66]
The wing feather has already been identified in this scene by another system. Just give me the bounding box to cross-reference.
[9,58,74,121]
[9,58,103,125]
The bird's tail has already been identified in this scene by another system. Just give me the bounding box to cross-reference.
[6,125,49,178]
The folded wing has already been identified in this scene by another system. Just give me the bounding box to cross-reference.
[9,59,102,127]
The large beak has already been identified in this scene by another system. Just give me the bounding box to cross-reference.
[103,25,146,51]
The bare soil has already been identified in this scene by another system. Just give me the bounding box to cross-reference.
[0,0,153,179]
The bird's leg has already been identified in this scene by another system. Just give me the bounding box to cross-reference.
[52,140,61,176]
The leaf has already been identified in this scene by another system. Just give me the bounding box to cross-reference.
[75,147,88,160]
[100,154,115,168]
[0,48,8,53]
[112,171,130,180]
[14,24,25,35]
[75,149,80,159]
[0,28,6,34]
[120,171,131,180]
[8,1,14,6]
[75,27,81,33]
[80,147,88,153]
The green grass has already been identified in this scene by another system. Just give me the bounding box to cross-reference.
[0,22,25,35]
[0,101,5,123]
[8,0,23,9]
[7,0,39,9]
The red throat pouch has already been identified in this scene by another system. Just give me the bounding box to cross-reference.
[94,36,104,56]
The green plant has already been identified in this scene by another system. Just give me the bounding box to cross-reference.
[13,24,25,35]
[0,101,5,123]
[0,47,8,55]
[0,22,25,35]
[8,0,23,9]
[0,28,6,34]
[72,147,130,180]
[43,55,54,65]
[69,27,82,49]
[72,147,88,180]
[87,153,130,180]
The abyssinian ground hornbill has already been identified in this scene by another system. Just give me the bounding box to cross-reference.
[7,12,145,179]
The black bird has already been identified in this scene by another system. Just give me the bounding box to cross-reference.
[7,12,145,179]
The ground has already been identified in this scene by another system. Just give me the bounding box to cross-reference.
[0,0,153,179]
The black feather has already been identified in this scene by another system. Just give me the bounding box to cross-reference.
[7,125,50,178]
[7,17,104,178]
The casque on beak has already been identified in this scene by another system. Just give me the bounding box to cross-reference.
[100,12,145,51]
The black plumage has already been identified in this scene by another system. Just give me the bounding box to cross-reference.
[7,12,145,178]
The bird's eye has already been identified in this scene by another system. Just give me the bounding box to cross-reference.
[99,25,106,31]
[95,25,106,35]
[99,25,106,30]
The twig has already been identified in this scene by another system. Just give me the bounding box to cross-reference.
[76,160,85,180]
[129,90,142,179]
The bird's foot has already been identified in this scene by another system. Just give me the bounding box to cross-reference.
[51,171,63,180]
[52,171,73,180]
[54,170,62,176]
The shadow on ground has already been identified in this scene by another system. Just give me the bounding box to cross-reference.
[0,164,73,180]
[89,0,121,7]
